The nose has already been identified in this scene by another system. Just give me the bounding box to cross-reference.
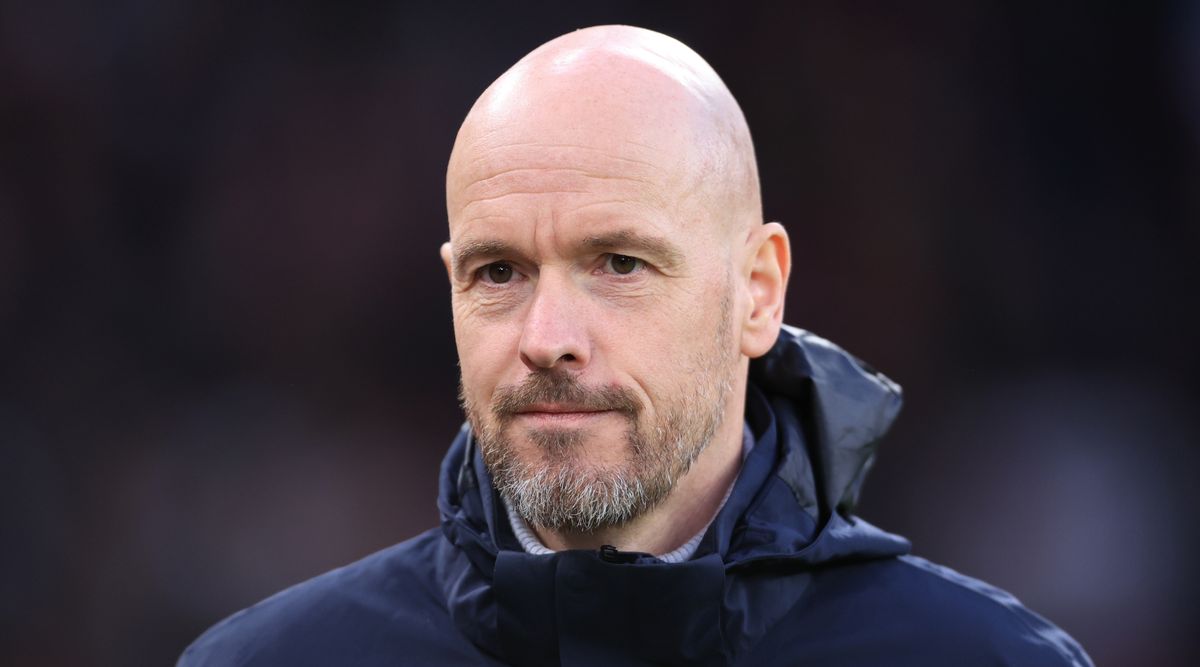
[518,273,590,372]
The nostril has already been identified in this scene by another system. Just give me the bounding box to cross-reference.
[560,354,576,362]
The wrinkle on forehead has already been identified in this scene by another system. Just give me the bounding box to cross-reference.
[464,143,661,172]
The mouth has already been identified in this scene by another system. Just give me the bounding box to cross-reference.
[513,404,616,424]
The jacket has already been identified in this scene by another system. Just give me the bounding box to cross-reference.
[179,326,1092,666]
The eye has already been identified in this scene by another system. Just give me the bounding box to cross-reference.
[480,262,515,284]
[604,254,644,275]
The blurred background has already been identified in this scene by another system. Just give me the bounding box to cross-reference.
[2,1,1197,665]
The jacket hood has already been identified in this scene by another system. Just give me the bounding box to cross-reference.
[751,325,902,516]
[434,326,911,663]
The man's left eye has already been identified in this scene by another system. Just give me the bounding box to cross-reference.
[605,254,644,275]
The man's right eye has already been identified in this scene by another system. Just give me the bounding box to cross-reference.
[480,262,514,284]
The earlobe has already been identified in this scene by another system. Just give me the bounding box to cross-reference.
[440,242,454,282]
[740,222,791,358]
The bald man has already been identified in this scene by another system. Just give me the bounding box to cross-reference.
[180,26,1091,667]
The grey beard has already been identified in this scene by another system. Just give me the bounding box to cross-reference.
[482,412,700,532]
[462,285,735,534]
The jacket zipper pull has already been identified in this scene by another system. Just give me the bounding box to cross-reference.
[599,544,634,563]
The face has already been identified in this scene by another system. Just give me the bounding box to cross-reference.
[444,82,744,533]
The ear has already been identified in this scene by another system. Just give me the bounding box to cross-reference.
[740,222,791,358]
[440,242,454,282]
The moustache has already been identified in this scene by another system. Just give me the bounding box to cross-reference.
[492,371,643,420]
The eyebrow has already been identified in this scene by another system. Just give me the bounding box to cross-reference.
[452,239,524,279]
[451,229,685,279]
[581,230,684,268]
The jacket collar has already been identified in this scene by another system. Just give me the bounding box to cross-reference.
[439,325,907,558]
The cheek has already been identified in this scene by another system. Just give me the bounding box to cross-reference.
[600,288,715,396]
[453,306,523,402]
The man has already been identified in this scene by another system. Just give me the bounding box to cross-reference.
[180,25,1091,666]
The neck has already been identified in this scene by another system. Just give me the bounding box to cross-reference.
[531,393,747,554]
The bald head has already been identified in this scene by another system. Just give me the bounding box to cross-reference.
[446,25,761,238]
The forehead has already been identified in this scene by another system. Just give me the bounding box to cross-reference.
[447,57,710,212]
[444,44,739,259]
[448,137,705,255]
[454,141,667,214]
[445,144,730,282]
